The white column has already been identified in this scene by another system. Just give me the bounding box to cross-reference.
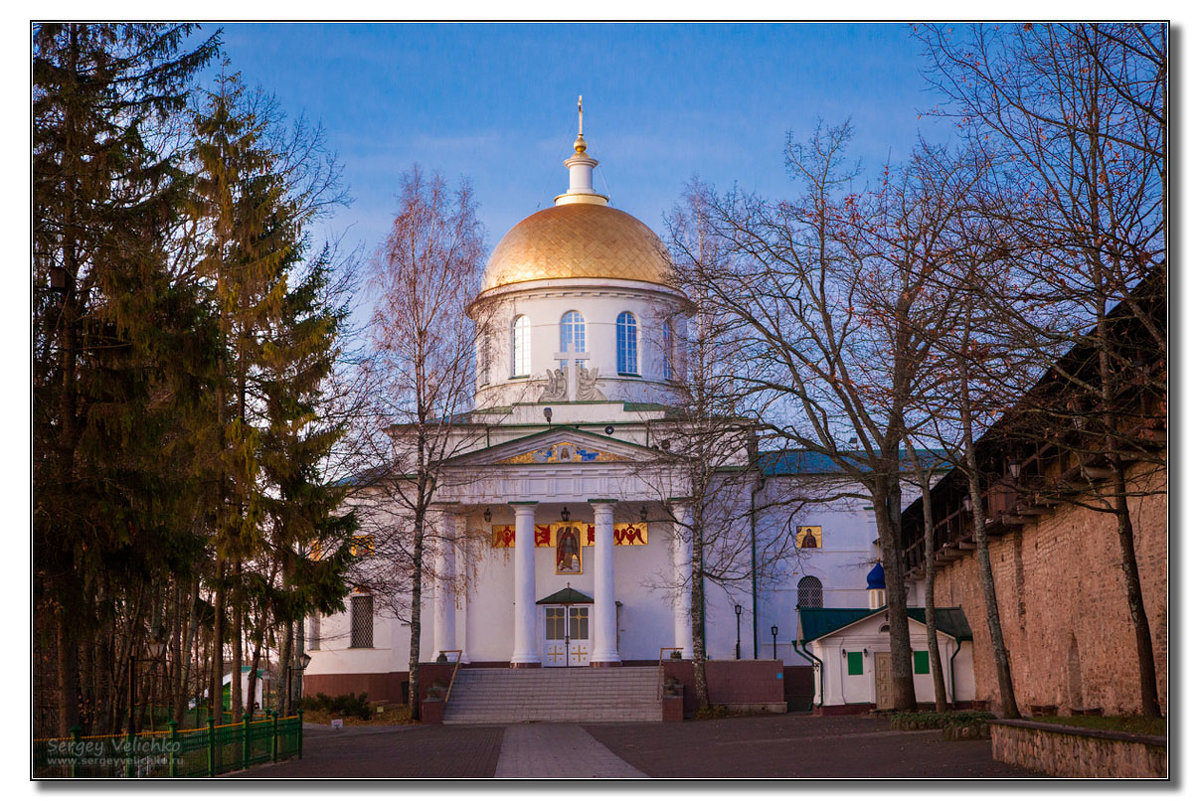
[510,503,540,667]
[671,501,695,659]
[456,514,470,664]
[590,500,621,666]
[432,508,457,657]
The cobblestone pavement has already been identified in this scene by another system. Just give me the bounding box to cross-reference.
[234,714,1046,780]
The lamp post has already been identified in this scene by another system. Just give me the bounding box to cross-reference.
[734,604,743,660]
[288,652,313,713]
[771,625,779,660]
[128,625,166,735]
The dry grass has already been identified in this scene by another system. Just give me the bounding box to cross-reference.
[302,704,414,726]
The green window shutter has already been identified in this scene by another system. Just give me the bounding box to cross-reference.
[847,651,863,675]
[914,650,930,674]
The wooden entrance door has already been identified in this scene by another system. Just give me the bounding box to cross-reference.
[874,652,893,710]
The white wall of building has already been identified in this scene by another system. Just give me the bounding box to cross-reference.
[810,616,974,708]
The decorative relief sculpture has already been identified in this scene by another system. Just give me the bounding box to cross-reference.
[576,364,607,401]
[538,367,568,402]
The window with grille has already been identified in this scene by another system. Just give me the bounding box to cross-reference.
[307,616,321,650]
[616,312,638,374]
[512,315,530,376]
[350,595,374,648]
[797,576,824,608]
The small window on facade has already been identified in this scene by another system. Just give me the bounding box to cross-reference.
[847,651,864,675]
[512,315,530,377]
[350,595,374,648]
[797,576,824,608]
[913,650,930,674]
[307,616,321,651]
[616,311,638,374]
[559,311,586,370]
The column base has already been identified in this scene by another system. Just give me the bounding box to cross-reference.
[510,661,542,669]
[590,660,623,668]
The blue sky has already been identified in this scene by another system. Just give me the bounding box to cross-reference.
[216,23,957,271]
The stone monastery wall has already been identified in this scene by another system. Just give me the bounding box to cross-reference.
[931,462,1167,716]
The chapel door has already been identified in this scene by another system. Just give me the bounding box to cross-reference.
[874,652,894,710]
[542,606,591,667]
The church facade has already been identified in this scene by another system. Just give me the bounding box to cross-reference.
[304,122,890,702]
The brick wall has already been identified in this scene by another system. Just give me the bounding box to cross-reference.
[663,659,786,716]
[932,463,1167,715]
[303,671,409,705]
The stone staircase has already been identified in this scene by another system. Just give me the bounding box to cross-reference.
[442,666,662,725]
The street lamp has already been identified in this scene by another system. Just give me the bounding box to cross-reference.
[734,604,743,660]
[288,652,314,713]
[771,625,779,660]
[128,625,166,735]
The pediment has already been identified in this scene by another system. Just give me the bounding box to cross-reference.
[447,427,658,468]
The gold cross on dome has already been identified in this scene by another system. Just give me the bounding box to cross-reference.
[578,95,583,136]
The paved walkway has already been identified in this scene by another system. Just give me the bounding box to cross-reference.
[494,723,647,778]
[235,713,1046,779]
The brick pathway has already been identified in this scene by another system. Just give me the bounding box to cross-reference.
[234,714,1046,779]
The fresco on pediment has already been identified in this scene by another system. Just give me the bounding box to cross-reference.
[497,441,624,465]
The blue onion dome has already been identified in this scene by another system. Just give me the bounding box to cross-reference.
[866,561,886,590]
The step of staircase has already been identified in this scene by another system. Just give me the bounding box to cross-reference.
[442,666,662,724]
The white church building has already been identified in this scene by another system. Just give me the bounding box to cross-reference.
[303,117,906,714]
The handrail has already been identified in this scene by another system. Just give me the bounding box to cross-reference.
[441,650,464,704]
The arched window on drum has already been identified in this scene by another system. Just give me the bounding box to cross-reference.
[616,311,638,375]
[559,311,585,371]
[512,315,530,377]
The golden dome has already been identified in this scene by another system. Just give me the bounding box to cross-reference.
[481,203,674,292]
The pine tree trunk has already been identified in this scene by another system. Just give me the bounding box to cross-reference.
[231,562,243,722]
[211,561,225,719]
[279,622,294,717]
[56,609,80,735]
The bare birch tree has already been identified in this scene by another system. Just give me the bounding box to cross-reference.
[353,166,487,719]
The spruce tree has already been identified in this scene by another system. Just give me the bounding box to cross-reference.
[33,23,220,735]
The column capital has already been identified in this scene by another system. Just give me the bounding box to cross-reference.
[508,500,539,506]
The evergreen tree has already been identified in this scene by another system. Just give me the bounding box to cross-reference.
[33,23,220,735]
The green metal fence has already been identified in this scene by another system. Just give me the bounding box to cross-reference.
[32,711,303,779]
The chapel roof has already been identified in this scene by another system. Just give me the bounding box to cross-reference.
[797,607,973,644]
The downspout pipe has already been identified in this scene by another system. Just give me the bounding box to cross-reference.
[750,474,764,659]
[792,639,823,710]
[949,637,963,708]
